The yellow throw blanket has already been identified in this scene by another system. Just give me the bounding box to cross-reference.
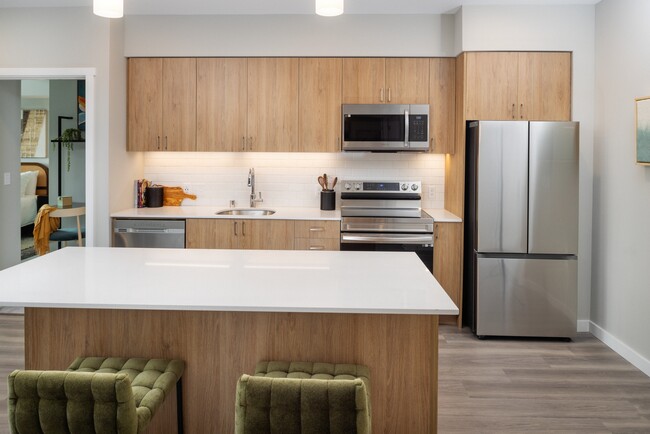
[33,205,61,256]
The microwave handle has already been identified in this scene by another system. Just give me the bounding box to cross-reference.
[404,109,409,147]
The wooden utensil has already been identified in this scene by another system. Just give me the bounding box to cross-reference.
[317,176,326,191]
[163,187,197,206]
[323,173,328,190]
[331,177,338,190]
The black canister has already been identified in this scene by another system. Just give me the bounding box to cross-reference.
[145,185,164,208]
[320,190,335,211]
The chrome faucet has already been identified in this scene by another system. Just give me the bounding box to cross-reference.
[248,168,263,208]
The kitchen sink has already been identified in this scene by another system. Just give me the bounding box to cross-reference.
[215,208,276,216]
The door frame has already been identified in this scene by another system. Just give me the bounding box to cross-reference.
[0,68,95,247]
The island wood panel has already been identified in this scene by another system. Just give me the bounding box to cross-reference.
[186,219,239,249]
[196,58,248,152]
[429,57,456,154]
[298,58,342,152]
[341,58,386,104]
[247,58,299,151]
[24,308,440,433]
[433,222,463,327]
[239,219,295,250]
[385,58,430,104]
[161,58,197,151]
[517,52,572,121]
[127,58,163,151]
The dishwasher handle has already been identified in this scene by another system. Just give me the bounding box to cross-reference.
[114,227,185,234]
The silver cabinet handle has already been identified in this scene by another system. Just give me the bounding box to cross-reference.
[309,227,325,232]
[165,136,168,151]
[309,246,325,250]
[157,136,160,150]
[520,103,524,119]
[512,103,516,119]
[388,87,392,102]
[242,221,246,236]
[380,88,384,102]
[249,136,253,151]
[242,136,245,151]
[234,221,238,236]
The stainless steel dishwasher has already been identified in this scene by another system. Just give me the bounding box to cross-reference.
[112,219,185,248]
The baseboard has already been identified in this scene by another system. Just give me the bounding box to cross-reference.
[590,321,650,377]
[577,319,590,333]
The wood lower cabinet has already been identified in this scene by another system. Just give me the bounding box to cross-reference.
[294,220,340,251]
[464,51,571,121]
[186,219,294,250]
[127,58,196,151]
[433,222,462,327]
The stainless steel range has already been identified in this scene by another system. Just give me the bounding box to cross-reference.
[340,180,434,272]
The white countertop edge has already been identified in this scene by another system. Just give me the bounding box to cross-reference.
[11,302,458,315]
[424,208,462,223]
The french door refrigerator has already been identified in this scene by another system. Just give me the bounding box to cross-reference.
[463,121,579,338]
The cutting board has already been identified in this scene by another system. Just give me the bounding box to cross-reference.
[163,187,197,206]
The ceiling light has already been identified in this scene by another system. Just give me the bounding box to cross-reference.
[316,0,344,17]
[93,0,123,18]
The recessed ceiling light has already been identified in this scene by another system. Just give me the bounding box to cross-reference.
[93,0,123,18]
[316,0,344,17]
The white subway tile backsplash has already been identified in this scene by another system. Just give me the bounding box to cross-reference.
[144,152,446,209]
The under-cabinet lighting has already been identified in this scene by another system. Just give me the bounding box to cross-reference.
[145,262,230,269]
[316,0,344,17]
[93,0,123,18]
[244,265,331,270]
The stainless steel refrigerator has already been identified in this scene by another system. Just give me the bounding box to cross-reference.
[463,121,579,338]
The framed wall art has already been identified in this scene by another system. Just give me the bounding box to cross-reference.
[635,96,650,165]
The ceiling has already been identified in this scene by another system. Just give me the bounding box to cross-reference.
[0,0,600,15]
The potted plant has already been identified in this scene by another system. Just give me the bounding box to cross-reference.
[54,128,83,172]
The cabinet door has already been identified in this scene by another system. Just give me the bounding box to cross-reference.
[518,52,571,121]
[161,58,196,151]
[298,58,342,152]
[464,52,519,120]
[247,58,299,152]
[385,58,429,104]
[433,222,462,324]
[341,58,386,104]
[186,219,239,249]
[429,58,456,154]
[127,58,163,151]
[241,220,295,250]
[197,58,248,152]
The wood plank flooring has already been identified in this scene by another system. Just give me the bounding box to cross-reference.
[1,315,649,433]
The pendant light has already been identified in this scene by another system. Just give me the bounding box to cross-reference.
[93,0,123,18]
[316,0,344,17]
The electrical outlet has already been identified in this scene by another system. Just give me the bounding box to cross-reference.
[428,186,436,199]
[182,184,191,194]
[3,172,10,186]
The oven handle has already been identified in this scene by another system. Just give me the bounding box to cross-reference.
[341,234,433,245]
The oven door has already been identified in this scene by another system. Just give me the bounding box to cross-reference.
[340,232,434,273]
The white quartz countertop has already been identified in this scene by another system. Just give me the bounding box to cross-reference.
[111,206,461,222]
[0,247,458,315]
[111,206,341,221]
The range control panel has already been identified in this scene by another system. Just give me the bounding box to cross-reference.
[342,181,421,193]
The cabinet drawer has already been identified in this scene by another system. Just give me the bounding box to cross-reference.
[295,238,340,251]
[294,220,340,239]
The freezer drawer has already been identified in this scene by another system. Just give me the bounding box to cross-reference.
[476,255,577,338]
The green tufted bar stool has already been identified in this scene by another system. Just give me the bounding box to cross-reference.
[8,357,185,434]
[235,361,371,434]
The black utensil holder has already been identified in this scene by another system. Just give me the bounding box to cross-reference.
[145,186,164,208]
[320,190,335,210]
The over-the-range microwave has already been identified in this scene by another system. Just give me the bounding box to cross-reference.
[341,104,430,152]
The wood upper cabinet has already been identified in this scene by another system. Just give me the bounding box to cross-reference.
[298,58,342,152]
[464,51,571,121]
[429,57,456,154]
[432,222,463,325]
[128,58,196,151]
[247,58,300,152]
[186,219,294,250]
[342,58,429,104]
[196,58,248,152]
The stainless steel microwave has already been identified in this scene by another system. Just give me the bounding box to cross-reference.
[341,104,430,152]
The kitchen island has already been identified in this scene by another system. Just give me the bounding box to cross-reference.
[0,247,457,433]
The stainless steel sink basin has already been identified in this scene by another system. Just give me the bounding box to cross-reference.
[215,208,276,216]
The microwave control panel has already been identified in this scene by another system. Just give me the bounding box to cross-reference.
[409,115,428,142]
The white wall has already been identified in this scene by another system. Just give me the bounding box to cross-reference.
[0,81,21,270]
[144,152,446,209]
[459,5,596,327]
[0,7,140,247]
[125,14,457,57]
[591,0,650,375]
